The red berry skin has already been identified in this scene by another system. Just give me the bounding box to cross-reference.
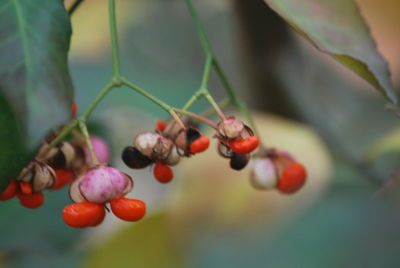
[17,192,45,209]
[63,202,105,228]
[229,136,260,154]
[155,120,167,132]
[52,169,74,190]
[190,136,210,154]
[110,198,146,222]
[277,162,307,194]
[0,180,18,201]
[153,163,173,183]
[71,102,78,117]
[19,181,33,195]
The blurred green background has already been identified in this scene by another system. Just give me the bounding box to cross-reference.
[1,0,400,267]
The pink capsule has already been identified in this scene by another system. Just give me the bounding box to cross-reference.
[85,136,110,164]
[71,166,133,204]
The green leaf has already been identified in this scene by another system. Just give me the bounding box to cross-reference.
[0,0,73,188]
[263,0,398,103]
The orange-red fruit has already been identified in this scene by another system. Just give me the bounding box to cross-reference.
[110,197,146,222]
[62,202,106,228]
[155,120,167,132]
[17,192,44,209]
[19,181,33,195]
[229,136,260,154]
[153,163,173,183]
[0,180,18,201]
[71,102,78,117]
[190,136,210,154]
[277,162,307,194]
[52,169,74,190]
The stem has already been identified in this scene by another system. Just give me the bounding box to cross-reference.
[122,78,172,112]
[109,0,122,79]
[169,109,186,129]
[182,55,213,110]
[200,55,213,89]
[47,120,79,153]
[202,98,230,118]
[185,0,259,137]
[69,0,84,15]
[81,82,115,120]
[204,93,226,120]
[213,60,260,138]
[185,0,212,55]
[79,120,99,165]
[174,109,218,129]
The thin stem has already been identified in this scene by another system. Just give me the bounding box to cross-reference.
[213,60,238,105]
[122,78,171,112]
[213,60,260,137]
[46,119,79,154]
[185,0,212,55]
[174,109,218,129]
[169,109,186,129]
[79,120,99,165]
[182,55,213,110]
[81,82,115,120]
[68,0,84,15]
[202,97,230,118]
[200,55,213,88]
[182,91,203,111]
[109,0,122,78]
[204,93,226,120]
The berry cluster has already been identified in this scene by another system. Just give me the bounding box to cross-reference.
[216,117,259,170]
[0,138,86,208]
[122,119,210,183]
[0,111,307,228]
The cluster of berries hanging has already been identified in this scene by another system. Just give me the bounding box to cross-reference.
[0,108,307,228]
[122,118,210,183]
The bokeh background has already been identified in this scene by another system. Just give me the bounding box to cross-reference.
[1,0,400,267]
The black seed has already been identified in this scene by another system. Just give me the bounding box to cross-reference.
[122,146,152,169]
[186,128,201,146]
[47,148,66,169]
[229,153,250,170]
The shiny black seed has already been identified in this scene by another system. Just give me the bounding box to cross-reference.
[122,146,152,169]
[186,128,201,146]
[229,153,250,170]
[47,148,66,169]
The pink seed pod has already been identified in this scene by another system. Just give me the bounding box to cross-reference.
[85,136,110,164]
[217,117,244,139]
[69,165,133,204]
[249,158,278,190]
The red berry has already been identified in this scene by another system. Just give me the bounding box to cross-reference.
[153,163,173,183]
[229,136,260,154]
[190,136,210,154]
[110,197,146,222]
[0,180,18,201]
[52,169,74,190]
[71,102,78,117]
[17,192,44,209]
[277,162,307,194]
[19,181,33,195]
[62,202,105,228]
[155,120,167,132]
